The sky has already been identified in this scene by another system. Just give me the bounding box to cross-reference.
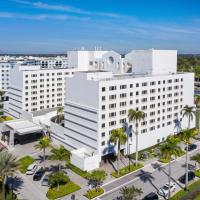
[0,0,200,54]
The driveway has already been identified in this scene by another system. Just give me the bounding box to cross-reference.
[99,142,200,200]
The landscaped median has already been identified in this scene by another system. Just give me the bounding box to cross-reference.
[111,163,143,178]
[170,179,200,200]
[84,188,104,199]
[46,181,80,200]
[17,155,35,173]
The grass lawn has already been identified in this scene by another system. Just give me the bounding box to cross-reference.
[84,188,104,199]
[111,163,143,178]
[195,195,200,200]
[17,156,35,173]
[170,179,200,200]
[46,182,80,200]
[0,192,17,200]
[68,163,90,179]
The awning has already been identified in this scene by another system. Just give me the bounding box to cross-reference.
[4,119,43,136]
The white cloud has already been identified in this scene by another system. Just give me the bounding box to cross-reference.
[12,0,119,18]
[0,12,89,21]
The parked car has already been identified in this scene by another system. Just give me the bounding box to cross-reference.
[185,144,197,152]
[179,171,195,184]
[143,192,159,200]
[33,167,45,181]
[158,182,176,197]
[41,174,49,186]
[26,164,37,175]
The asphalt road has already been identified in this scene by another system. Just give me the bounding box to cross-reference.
[99,147,199,200]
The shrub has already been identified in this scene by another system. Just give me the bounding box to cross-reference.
[84,188,104,199]
[195,170,200,178]
[88,170,107,188]
[68,163,90,179]
[17,156,35,173]
[49,172,70,189]
[111,163,143,178]
[46,182,80,200]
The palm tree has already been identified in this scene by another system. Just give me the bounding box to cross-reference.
[56,106,64,123]
[34,136,51,169]
[191,153,200,170]
[109,128,127,177]
[160,135,181,199]
[182,105,195,129]
[180,129,198,190]
[119,185,143,200]
[0,151,17,200]
[0,90,5,102]
[194,95,200,130]
[128,109,145,166]
[50,145,71,171]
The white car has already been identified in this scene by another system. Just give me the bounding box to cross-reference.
[26,164,37,175]
[158,182,176,196]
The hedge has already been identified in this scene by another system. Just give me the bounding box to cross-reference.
[84,188,104,199]
[46,182,80,200]
[68,163,90,179]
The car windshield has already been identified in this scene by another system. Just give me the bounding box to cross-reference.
[163,185,169,190]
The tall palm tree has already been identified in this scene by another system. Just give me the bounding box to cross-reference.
[128,109,145,166]
[160,135,181,199]
[0,150,17,200]
[109,128,127,177]
[50,145,71,171]
[34,136,51,169]
[56,106,64,123]
[0,90,5,102]
[180,129,197,190]
[194,95,200,130]
[182,105,195,129]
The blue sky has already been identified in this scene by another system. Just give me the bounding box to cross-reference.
[0,0,200,54]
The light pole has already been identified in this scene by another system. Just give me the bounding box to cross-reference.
[129,143,131,171]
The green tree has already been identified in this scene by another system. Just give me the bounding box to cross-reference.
[0,91,5,101]
[180,129,198,190]
[191,153,200,170]
[160,135,181,199]
[119,185,143,200]
[49,171,70,191]
[56,106,64,123]
[34,136,51,169]
[109,128,127,177]
[128,109,145,166]
[194,95,200,129]
[182,105,195,129]
[50,145,71,171]
[88,170,107,191]
[0,151,17,200]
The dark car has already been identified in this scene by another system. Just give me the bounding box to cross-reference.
[143,192,159,200]
[185,144,197,152]
[179,171,195,184]
[33,167,45,181]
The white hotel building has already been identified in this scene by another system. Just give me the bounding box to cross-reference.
[51,49,195,170]
[7,65,75,118]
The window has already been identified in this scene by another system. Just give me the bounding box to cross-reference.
[101,141,105,146]
[102,87,106,92]
[120,85,126,89]
[102,105,105,110]
[109,86,116,91]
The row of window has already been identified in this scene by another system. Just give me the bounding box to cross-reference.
[101,79,184,92]
[25,72,72,78]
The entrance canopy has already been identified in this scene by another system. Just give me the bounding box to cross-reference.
[4,119,43,135]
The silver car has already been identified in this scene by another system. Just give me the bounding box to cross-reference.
[26,164,37,175]
[158,182,176,197]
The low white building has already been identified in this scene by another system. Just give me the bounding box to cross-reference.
[51,49,195,170]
